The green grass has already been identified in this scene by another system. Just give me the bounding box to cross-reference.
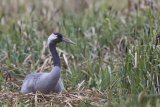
[0,0,160,106]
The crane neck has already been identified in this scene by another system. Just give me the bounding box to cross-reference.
[49,42,61,67]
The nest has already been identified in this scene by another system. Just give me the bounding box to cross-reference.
[0,89,107,106]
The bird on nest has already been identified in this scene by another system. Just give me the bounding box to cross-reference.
[21,33,75,94]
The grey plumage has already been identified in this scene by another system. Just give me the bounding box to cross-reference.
[21,33,74,94]
[21,67,64,94]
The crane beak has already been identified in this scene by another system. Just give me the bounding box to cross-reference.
[62,37,76,45]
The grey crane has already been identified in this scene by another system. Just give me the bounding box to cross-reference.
[21,33,75,94]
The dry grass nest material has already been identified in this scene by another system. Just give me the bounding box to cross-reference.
[0,88,107,106]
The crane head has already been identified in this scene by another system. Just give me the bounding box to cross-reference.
[48,33,75,45]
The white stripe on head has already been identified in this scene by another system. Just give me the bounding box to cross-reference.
[48,33,57,45]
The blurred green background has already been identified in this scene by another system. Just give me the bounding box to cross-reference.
[0,0,160,106]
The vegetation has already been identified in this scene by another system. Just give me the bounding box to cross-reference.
[0,0,160,106]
